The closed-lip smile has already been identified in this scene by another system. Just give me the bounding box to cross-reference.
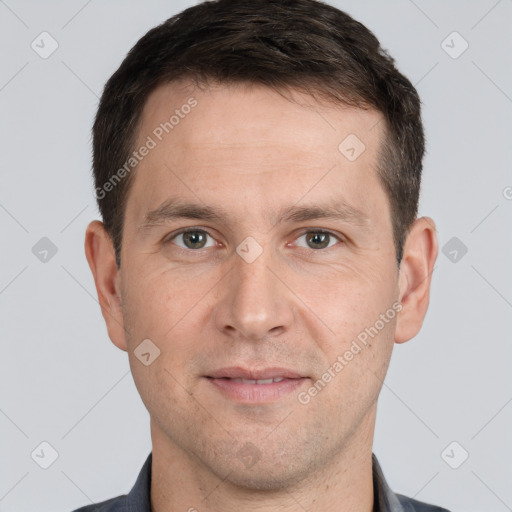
[206,366,308,403]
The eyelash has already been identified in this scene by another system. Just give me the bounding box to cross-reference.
[165,227,344,252]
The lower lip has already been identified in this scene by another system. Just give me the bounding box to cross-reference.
[207,377,308,403]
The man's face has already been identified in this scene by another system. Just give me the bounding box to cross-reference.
[107,82,402,488]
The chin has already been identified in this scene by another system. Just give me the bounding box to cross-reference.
[205,444,316,493]
[221,464,307,492]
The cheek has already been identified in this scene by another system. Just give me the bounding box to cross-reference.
[301,264,398,405]
[130,359,202,442]
[121,267,211,401]
[300,262,398,345]
[122,264,207,342]
[313,312,396,430]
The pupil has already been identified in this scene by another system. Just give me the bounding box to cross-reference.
[308,232,329,249]
[182,232,330,250]
[185,232,205,248]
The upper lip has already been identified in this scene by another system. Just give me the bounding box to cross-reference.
[207,366,305,380]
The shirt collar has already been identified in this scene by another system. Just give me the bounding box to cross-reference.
[124,452,152,512]
[372,453,405,512]
[126,452,404,512]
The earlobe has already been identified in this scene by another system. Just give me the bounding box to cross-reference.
[394,217,438,344]
[84,220,128,351]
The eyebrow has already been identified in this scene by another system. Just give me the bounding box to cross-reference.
[138,197,370,232]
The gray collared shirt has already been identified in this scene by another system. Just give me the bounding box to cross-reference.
[71,453,450,512]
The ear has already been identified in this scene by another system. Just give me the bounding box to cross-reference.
[84,220,128,351]
[395,217,438,344]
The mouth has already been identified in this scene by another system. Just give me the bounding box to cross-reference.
[205,366,309,403]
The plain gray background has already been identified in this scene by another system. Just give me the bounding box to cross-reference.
[1,1,511,511]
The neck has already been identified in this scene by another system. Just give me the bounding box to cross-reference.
[150,411,376,512]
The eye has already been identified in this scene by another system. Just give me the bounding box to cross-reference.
[165,228,342,252]
[294,230,342,250]
[168,229,216,250]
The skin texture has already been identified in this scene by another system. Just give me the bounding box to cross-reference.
[85,81,438,512]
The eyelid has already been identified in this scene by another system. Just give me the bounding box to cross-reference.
[165,227,217,249]
[295,228,344,240]
[164,227,345,250]
[162,226,347,253]
[291,229,344,249]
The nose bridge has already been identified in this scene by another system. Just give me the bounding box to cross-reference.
[214,245,292,341]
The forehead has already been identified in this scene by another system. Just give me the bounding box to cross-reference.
[126,80,389,228]
[138,80,384,158]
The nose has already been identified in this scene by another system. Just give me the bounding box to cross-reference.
[212,247,295,342]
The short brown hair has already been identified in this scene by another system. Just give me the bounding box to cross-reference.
[93,0,424,267]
